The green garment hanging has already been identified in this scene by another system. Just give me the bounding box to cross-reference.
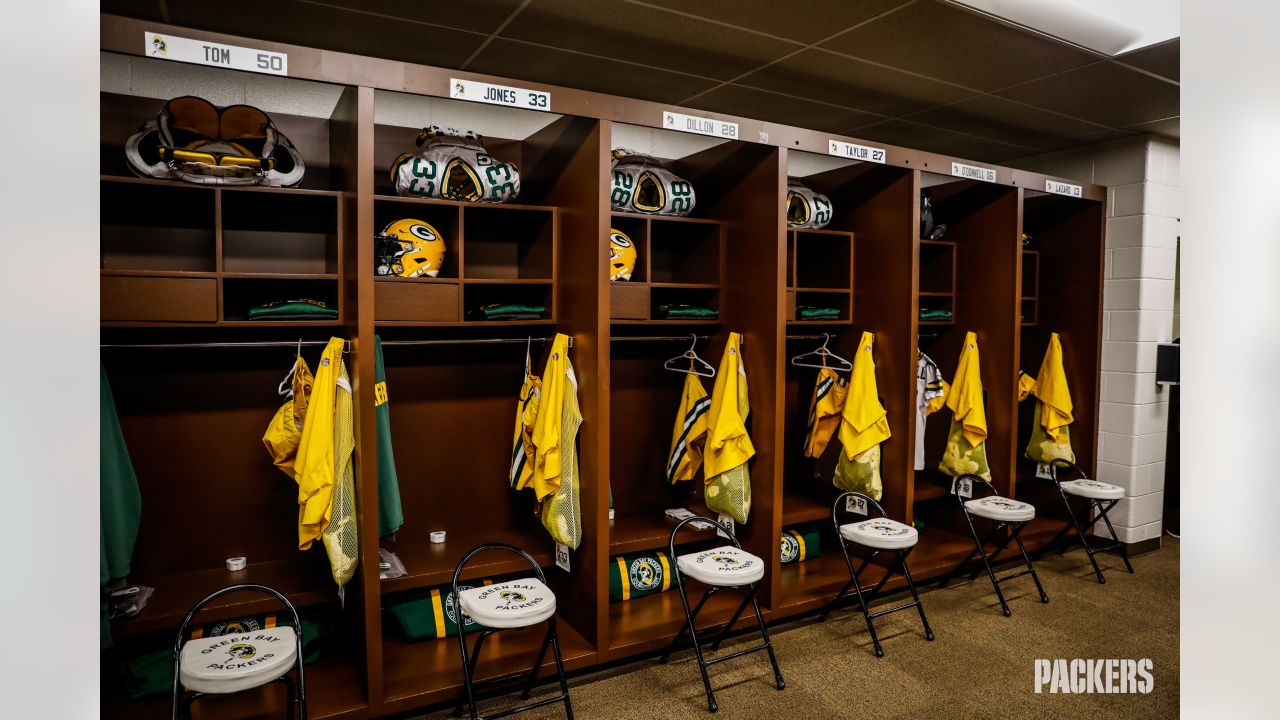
[101,364,141,649]
[373,336,405,538]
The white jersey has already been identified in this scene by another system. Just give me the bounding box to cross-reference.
[391,126,520,203]
[915,353,945,470]
[786,181,833,229]
[610,148,696,216]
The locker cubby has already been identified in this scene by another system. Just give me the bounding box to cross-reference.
[101,179,216,273]
[221,189,340,275]
[221,277,341,324]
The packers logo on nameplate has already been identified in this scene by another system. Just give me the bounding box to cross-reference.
[629,557,663,591]
[780,534,800,564]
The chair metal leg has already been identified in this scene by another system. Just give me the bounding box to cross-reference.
[1011,523,1050,603]
[520,625,554,700]
[673,577,720,712]
[899,550,935,642]
[846,555,884,657]
[963,508,1012,616]
[749,590,785,691]
[661,586,716,663]
[968,527,1015,581]
[548,618,575,720]
[709,590,753,651]
[939,523,1003,589]
[1096,500,1136,574]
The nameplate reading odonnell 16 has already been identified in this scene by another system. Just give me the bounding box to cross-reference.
[145,31,287,76]
[828,140,886,164]
[951,161,997,183]
[663,111,739,139]
[450,78,551,111]
[1045,179,1083,198]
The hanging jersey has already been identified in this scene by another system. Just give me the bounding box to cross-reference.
[705,333,753,524]
[263,355,314,478]
[535,335,583,549]
[804,367,848,458]
[667,374,711,484]
[391,126,521,203]
[1017,371,1037,402]
[610,148,696,216]
[323,361,359,595]
[509,350,542,494]
[373,337,404,538]
[295,337,346,550]
[838,332,891,459]
[915,353,944,470]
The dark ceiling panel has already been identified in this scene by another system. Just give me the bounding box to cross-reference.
[906,94,1105,150]
[162,1,487,69]
[690,84,883,133]
[852,119,1030,162]
[1116,39,1179,81]
[468,38,718,105]
[1036,128,1137,153]
[1126,117,1179,139]
[631,0,913,44]
[498,0,797,81]
[736,48,975,117]
[819,0,1096,91]
[304,0,527,35]
[996,62,1180,128]
[101,0,166,21]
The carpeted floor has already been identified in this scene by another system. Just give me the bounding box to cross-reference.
[417,539,1178,719]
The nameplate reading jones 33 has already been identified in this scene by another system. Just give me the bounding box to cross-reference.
[450,79,551,112]
[145,31,287,76]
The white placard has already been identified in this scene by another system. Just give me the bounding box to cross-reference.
[555,543,571,572]
[450,78,551,112]
[845,495,868,516]
[1045,179,1083,198]
[716,512,735,539]
[828,139,887,164]
[663,111,739,140]
[144,31,287,76]
[1035,462,1057,480]
[951,161,997,183]
[952,476,974,498]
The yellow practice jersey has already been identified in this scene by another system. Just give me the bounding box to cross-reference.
[945,331,988,447]
[838,331,891,459]
[509,351,542,493]
[1034,333,1074,441]
[295,337,346,550]
[804,367,848,458]
[667,374,711,483]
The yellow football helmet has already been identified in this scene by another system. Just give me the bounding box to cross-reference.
[609,228,637,281]
[376,218,446,278]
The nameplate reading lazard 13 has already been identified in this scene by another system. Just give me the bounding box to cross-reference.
[951,161,997,183]
[1045,179,1083,198]
[663,112,739,139]
[828,140,886,164]
[145,31,287,76]
[450,78,551,112]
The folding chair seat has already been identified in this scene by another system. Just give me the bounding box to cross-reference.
[1036,459,1136,584]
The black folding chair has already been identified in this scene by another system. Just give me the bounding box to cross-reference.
[172,584,306,720]
[818,491,935,657]
[1035,459,1136,584]
[451,544,572,720]
[660,516,785,713]
[938,474,1050,616]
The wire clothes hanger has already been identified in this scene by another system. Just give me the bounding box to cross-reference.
[276,338,304,398]
[790,333,853,372]
[664,334,715,378]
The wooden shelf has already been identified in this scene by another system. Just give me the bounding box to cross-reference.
[918,291,954,298]
[110,558,338,639]
[220,272,339,280]
[614,211,721,226]
[374,276,460,284]
[607,584,745,657]
[376,193,555,214]
[100,269,216,279]
[611,318,719,325]
[379,528,554,594]
[918,319,955,326]
[376,319,558,328]
[380,616,594,714]
[782,493,832,526]
[609,508,719,556]
[913,476,952,502]
[792,286,853,294]
[647,282,719,290]
[463,278,554,285]
[100,174,341,198]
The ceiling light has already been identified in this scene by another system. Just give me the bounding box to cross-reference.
[952,0,1179,55]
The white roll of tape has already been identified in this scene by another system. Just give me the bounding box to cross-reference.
[226,556,247,572]
[429,531,446,544]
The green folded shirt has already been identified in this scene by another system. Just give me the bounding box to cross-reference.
[471,303,546,321]
[247,299,338,321]
[657,304,718,319]
[919,308,953,321]
[798,306,841,320]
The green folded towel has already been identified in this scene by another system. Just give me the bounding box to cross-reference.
[657,304,718,319]
[798,306,841,320]
[247,299,338,320]
[780,527,822,564]
[470,303,546,321]
[919,308,953,321]
[609,551,674,602]
[385,583,493,640]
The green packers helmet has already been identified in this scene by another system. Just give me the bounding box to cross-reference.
[609,228,637,281]
[375,218,446,278]
[786,180,833,229]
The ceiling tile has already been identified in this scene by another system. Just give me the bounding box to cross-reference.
[690,84,882,133]
[498,0,798,81]
[1125,117,1179,139]
[852,119,1030,163]
[1116,39,1179,81]
[819,0,1097,92]
[736,48,975,117]
[468,39,718,105]
[996,62,1180,128]
[1035,128,1138,153]
[165,1,486,68]
[101,0,166,21]
[631,0,913,44]
[906,95,1105,150]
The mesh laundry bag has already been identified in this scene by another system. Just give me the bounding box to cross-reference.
[1025,400,1076,464]
[539,339,583,549]
[939,418,992,482]
[705,333,753,524]
[833,443,883,500]
[324,361,359,596]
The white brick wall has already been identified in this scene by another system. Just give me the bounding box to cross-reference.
[1014,135,1179,546]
